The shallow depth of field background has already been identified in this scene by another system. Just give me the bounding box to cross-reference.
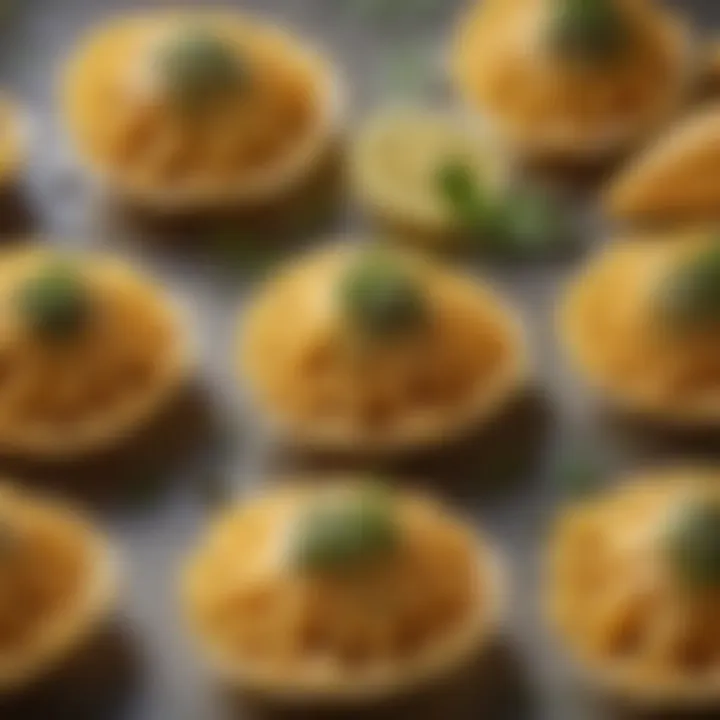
[0,1,718,719]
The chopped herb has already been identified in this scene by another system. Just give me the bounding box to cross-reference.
[657,242,720,330]
[17,263,91,341]
[549,0,629,66]
[157,28,247,110]
[665,500,720,590]
[436,159,572,257]
[292,486,399,572]
[436,159,490,227]
[489,187,571,258]
[339,251,428,340]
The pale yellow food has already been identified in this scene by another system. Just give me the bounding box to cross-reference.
[62,11,341,211]
[183,480,504,702]
[0,482,117,690]
[238,244,528,453]
[548,468,720,707]
[350,107,505,237]
[452,0,690,159]
[0,248,191,458]
[560,232,720,424]
[606,105,720,221]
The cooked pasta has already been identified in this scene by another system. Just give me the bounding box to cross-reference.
[452,0,690,158]
[0,483,116,689]
[239,245,527,452]
[605,106,720,221]
[62,11,339,209]
[183,480,503,699]
[561,232,720,424]
[0,248,190,457]
[548,469,720,705]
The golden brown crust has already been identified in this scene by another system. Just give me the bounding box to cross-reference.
[606,106,720,221]
[62,10,342,211]
[547,467,720,707]
[182,479,504,702]
[237,244,528,453]
[0,482,118,690]
[0,248,191,458]
[451,0,691,159]
[560,232,720,425]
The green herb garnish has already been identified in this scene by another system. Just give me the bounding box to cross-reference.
[340,251,428,339]
[292,487,399,572]
[549,0,629,65]
[657,242,720,330]
[157,28,247,110]
[491,187,570,258]
[665,500,720,590]
[436,159,571,257]
[436,159,494,230]
[18,263,91,341]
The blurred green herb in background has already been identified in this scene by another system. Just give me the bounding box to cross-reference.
[550,0,629,66]
[657,240,720,330]
[436,159,495,230]
[380,44,442,97]
[436,159,574,258]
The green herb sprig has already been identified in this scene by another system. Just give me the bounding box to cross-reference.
[292,486,399,572]
[436,159,572,258]
[18,263,91,341]
[339,251,428,340]
[657,242,720,331]
[158,29,247,111]
[665,500,720,590]
[549,0,629,66]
